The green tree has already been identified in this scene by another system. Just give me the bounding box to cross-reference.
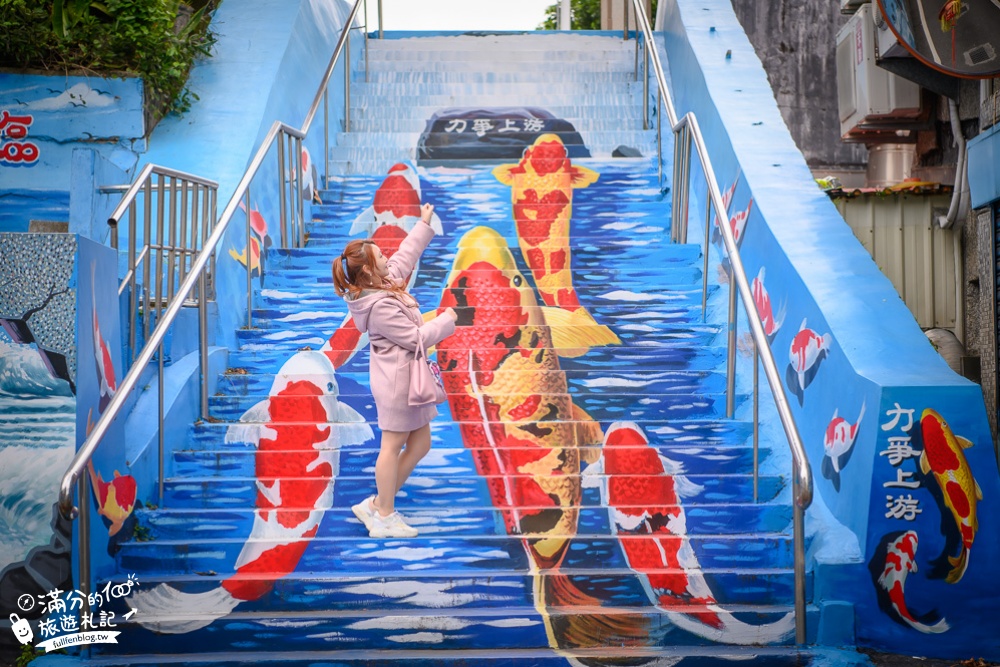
[0,0,217,119]
[538,0,657,30]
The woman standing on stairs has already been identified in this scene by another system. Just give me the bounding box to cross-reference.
[333,203,458,538]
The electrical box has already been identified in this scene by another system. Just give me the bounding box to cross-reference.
[836,3,921,139]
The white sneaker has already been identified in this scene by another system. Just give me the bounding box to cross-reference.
[351,495,377,531]
[369,511,418,538]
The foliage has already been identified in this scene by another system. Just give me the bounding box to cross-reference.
[0,0,218,119]
[538,0,657,30]
[16,644,44,667]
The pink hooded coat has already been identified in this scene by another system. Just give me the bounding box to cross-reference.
[345,223,455,432]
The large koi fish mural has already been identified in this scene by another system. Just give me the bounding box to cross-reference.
[914,409,981,584]
[493,134,620,356]
[435,226,650,650]
[869,531,949,634]
[323,164,440,369]
[350,162,443,236]
[128,351,371,633]
[584,422,795,645]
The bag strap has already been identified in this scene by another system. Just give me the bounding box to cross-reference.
[413,327,427,362]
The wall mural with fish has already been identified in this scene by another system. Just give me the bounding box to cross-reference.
[661,0,1000,658]
[0,236,134,636]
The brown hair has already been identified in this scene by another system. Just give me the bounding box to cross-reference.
[332,239,411,302]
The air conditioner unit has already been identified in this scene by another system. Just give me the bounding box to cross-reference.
[840,0,868,15]
[836,3,921,140]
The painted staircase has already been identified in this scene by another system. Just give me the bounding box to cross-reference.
[80,33,868,666]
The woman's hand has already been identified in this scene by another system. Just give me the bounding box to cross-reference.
[420,203,435,225]
[444,307,458,322]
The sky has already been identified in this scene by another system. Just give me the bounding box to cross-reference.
[362,0,558,31]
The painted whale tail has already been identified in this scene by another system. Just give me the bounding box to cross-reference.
[665,607,796,645]
[127,583,240,634]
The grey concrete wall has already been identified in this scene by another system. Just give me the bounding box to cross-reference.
[964,207,998,441]
[729,0,867,170]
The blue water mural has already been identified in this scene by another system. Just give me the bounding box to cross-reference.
[660,0,1000,659]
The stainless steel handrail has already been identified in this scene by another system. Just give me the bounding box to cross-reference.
[58,0,367,603]
[628,0,813,644]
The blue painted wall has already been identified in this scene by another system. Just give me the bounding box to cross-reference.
[138,0,363,350]
[658,0,999,659]
[968,123,999,209]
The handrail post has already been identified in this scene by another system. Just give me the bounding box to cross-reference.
[245,188,253,329]
[726,262,737,419]
[345,33,352,132]
[158,339,165,506]
[199,269,209,421]
[623,0,628,40]
[753,342,759,502]
[642,42,649,130]
[378,0,383,39]
[277,134,288,248]
[702,195,710,320]
[656,91,662,186]
[296,136,305,248]
[794,500,806,643]
[78,476,91,609]
[323,89,330,189]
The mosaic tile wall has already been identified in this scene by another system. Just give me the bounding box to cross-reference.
[0,233,78,384]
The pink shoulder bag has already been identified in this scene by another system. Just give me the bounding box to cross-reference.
[408,329,446,406]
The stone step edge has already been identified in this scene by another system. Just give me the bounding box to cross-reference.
[138,502,785,515]
[76,642,830,666]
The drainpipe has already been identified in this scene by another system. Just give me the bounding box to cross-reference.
[936,98,969,345]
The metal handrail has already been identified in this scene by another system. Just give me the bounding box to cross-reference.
[628,0,813,644]
[58,0,368,601]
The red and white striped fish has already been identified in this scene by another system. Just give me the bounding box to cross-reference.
[584,422,795,645]
[321,224,409,369]
[90,263,118,415]
[789,319,832,393]
[876,531,949,633]
[824,403,865,474]
[128,351,371,633]
[729,198,753,245]
[350,163,442,236]
[751,267,784,340]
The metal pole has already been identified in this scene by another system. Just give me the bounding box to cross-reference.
[378,0,383,39]
[364,0,370,82]
[345,34,352,132]
[296,136,305,248]
[643,44,649,130]
[165,178,178,308]
[158,341,165,506]
[245,188,253,329]
[753,342,759,502]
[681,128,692,244]
[623,0,628,39]
[702,196,711,321]
[277,135,288,248]
[78,477,91,608]
[794,502,806,644]
[199,270,209,421]
[128,200,138,363]
[656,91,662,186]
[726,263,737,419]
[324,89,330,189]
[670,128,681,244]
